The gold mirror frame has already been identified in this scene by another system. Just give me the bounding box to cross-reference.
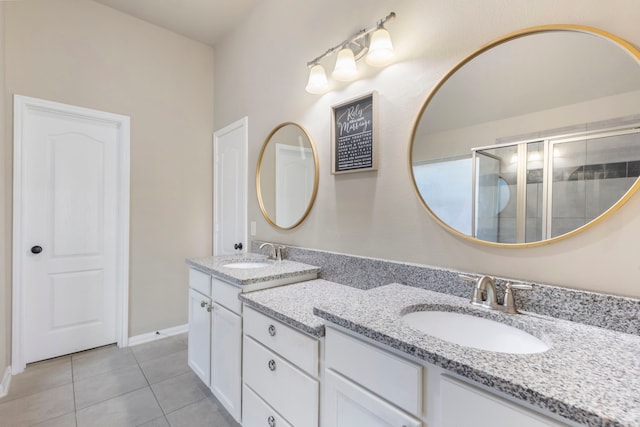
[256,122,319,230]
[409,24,640,248]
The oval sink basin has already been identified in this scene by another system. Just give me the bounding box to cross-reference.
[402,311,549,354]
[223,262,270,269]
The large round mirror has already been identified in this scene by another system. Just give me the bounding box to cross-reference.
[410,25,640,247]
[257,122,319,230]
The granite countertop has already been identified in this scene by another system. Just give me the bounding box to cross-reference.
[240,279,364,337]
[312,283,640,427]
[186,255,320,289]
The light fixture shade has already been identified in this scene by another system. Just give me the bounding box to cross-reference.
[332,47,358,81]
[305,64,329,94]
[366,27,395,67]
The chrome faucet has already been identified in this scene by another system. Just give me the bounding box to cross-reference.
[460,274,532,313]
[259,242,284,261]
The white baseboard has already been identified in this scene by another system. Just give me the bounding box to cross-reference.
[128,323,188,347]
[0,366,11,399]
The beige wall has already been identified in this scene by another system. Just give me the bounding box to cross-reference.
[214,0,640,298]
[1,1,8,374]
[2,0,214,376]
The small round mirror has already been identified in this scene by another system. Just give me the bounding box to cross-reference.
[257,123,319,229]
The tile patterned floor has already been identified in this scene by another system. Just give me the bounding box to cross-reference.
[0,334,241,427]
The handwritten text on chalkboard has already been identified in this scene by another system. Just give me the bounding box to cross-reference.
[332,93,377,173]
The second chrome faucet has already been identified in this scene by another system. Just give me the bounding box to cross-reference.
[460,274,532,314]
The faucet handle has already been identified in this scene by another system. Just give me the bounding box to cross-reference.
[503,282,532,314]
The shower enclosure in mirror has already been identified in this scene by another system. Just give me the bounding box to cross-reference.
[410,25,640,246]
[257,122,319,230]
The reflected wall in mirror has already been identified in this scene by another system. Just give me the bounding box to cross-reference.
[410,25,640,247]
[257,122,319,230]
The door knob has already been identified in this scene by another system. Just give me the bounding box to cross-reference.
[31,245,43,254]
[234,242,243,250]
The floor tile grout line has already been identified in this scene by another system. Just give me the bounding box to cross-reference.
[75,383,151,413]
[0,357,74,405]
[71,356,78,427]
[136,347,170,424]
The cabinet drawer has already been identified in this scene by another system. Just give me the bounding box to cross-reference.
[244,336,318,427]
[189,268,211,297]
[323,369,422,427]
[441,376,567,427]
[243,385,293,427]
[212,276,242,314]
[325,327,422,415]
[244,307,319,376]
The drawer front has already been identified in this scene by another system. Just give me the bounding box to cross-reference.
[244,336,318,427]
[189,268,211,297]
[323,369,422,427]
[325,327,422,415]
[440,376,567,427]
[244,306,319,376]
[212,276,242,314]
[243,385,293,427]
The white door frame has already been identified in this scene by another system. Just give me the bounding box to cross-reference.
[212,117,248,256]
[12,95,130,374]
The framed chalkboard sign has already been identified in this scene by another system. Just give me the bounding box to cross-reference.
[331,91,378,174]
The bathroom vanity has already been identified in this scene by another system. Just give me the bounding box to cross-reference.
[185,255,320,422]
[238,270,640,427]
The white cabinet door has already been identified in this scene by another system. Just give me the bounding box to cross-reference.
[211,302,242,422]
[323,370,422,427]
[441,376,567,427]
[187,288,211,386]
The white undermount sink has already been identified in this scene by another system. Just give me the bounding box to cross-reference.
[402,310,550,354]
[223,261,270,269]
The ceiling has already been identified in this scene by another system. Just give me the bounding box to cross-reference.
[93,0,259,46]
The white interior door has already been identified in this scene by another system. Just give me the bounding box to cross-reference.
[213,117,247,256]
[13,95,129,369]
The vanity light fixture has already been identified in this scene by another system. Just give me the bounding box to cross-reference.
[305,12,396,94]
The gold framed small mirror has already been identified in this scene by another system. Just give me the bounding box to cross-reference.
[410,25,640,247]
[257,122,319,230]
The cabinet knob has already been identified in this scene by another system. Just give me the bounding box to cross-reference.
[268,325,276,337]
[234,242,243,250]
[206,304,213,312]
[200,300,207,308]
[267,415,276,427]
[31,245,43,254]
[268,359,276,371]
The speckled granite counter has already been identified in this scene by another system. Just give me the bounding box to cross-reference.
[313,283,640,427]
[240,279,364,337]
[186,255,320,291]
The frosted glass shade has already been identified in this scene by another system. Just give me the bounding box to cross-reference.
[305,64,329,94]
[366,27,395,67]
[332,48,358,81]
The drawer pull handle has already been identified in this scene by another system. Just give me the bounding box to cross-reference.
[268,325,276,336]
[267,416,276,427]
[268,359,276,371]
